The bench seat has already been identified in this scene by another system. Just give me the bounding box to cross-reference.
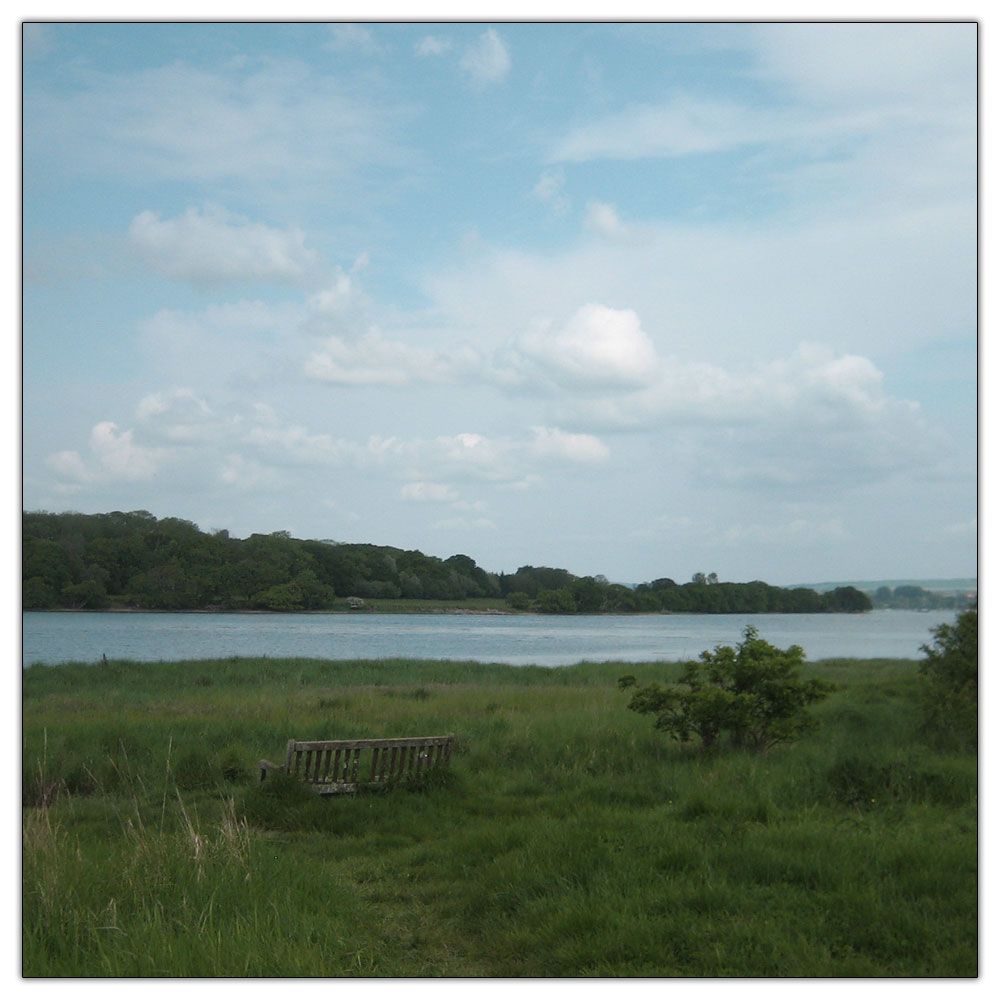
[259,735,454,794]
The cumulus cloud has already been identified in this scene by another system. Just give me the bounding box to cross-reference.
[507,303,661,391]
[460,29,511,85]
[46,421,163,485]
[129,206,325,287]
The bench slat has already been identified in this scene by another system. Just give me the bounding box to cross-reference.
[290,736,453,752]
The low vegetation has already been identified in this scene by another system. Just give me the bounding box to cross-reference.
[22,623,977,977]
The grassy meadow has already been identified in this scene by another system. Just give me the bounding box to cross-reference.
[22,654,977,977]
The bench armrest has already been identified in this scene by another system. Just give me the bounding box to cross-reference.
[258,759,284,782]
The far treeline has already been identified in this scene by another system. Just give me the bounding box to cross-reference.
[22,509,873,614]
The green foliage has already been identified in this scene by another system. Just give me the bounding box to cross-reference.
[918,605,978,750]
[623,626,835,752]
[534,587,577,613]
[505,590,531,610]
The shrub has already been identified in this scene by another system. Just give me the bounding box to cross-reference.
[621,626,834,752]
[918,605,977,750]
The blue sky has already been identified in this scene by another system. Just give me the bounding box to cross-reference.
[21,19,978,586]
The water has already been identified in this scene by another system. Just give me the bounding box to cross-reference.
[21,609,946,668]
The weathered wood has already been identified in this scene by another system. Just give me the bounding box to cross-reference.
[259,734,454,795]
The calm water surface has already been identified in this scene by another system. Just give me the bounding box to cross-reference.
[22,609,945,668]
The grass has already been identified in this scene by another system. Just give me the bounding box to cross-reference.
[22,655,977,977]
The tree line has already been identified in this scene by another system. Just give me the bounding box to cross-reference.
[22,509,871,614]
[871,584,971,611]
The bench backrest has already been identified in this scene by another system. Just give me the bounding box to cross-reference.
[282,735,454,786]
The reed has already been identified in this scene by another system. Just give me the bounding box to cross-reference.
[23,655,977,977]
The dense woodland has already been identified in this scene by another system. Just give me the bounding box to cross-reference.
[22,509,872,614]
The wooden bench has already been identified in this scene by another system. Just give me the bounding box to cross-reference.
[259,735,454,794]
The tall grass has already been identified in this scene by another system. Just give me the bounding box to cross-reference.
[23,655,977,976]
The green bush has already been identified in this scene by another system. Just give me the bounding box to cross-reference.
[918,606,977,750]
[621,626,834,752]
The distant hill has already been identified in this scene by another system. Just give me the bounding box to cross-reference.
[790,579,977,595]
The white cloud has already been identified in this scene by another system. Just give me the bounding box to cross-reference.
[136,388,216,443]
[527,426,609,464]
[325,24,383,56]
[747,22,975,105]
[401,481,460,503]
[244,420,356,468]
[415,35,453,57]
[219,453,280,492]
[45,449,90,484]
[422,205,973,372]
[533,168,570,217]
[305,328,481,386]
[550,94,789,163]
[508,303,660,391]
[361,428,608,488]
[46,421,163,485]
[129,206,325,287]
[718,517,849,547]
[460,29,511,86]
[139,298,302,387]
[90,422,161,480]
[583,202,648,243]
[25,58,408,196]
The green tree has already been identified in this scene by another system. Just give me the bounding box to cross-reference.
[825,586,872,612]
[535,587,576,613]
[621,626,834,752]
[918,605,977,750]
[60,579,110,610]
[506,591,531,610]
[570,576,606,612]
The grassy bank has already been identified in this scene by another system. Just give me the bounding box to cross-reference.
[23,655,977,977]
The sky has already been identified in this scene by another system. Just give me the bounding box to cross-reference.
[20,19,978,587]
